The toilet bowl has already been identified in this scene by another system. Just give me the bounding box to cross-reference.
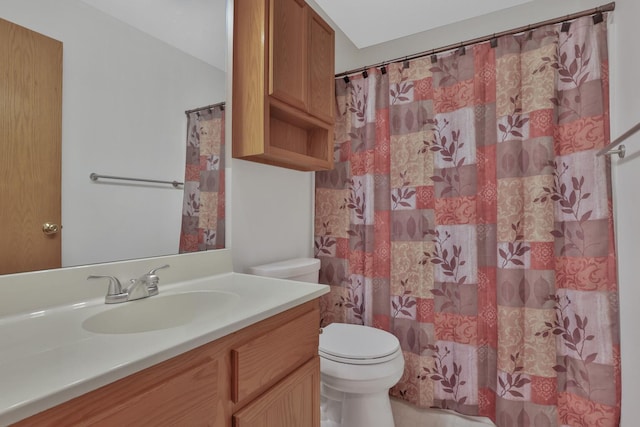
[248,258,405,427]
[319,323,404,427]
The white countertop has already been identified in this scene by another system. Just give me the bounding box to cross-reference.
[0,271,328,425]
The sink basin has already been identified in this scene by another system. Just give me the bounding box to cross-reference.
[82,290,240,334]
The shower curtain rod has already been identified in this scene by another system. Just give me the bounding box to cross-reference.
[334,2,615,78]
[184,101,226,115]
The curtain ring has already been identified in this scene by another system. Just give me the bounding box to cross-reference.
[593,8,604,24]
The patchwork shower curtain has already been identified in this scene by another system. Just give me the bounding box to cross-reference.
[315,16,619,426]
[179,105,225,251]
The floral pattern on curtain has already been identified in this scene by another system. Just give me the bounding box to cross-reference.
[179,106,225,252]
[315,16,619,426]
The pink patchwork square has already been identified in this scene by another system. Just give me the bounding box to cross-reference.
[179,234,198,252]
[413,77,433,100]
[555,256,611,292]
[336,237,349,259]
[416,298,434,323]
[478,387,496,419]
[373,314,390,332]
[530,241,554,270]
[373,240,391,277]
[558,392,619,427]
[435,196,477,225]
[434,80,475,114]
[435,312,477,345]
[473,44,496,104]
[531,375,557,405]
[351,150,375,176]
[415,185,435,209]
[478,267,498,347]
[375,140,391,175]
[554,116,605,156]
[184,164,200,181]
[529,109,554,138]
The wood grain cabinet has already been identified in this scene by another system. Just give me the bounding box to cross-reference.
[14,301,320,427]
[233,357,320,427]
[233,0,335,171]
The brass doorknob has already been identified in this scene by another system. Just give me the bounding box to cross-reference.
[42,223,60,235]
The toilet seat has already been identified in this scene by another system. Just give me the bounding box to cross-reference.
[319,323,401,365]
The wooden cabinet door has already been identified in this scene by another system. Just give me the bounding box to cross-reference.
[14,351,221,426]
[307,8,334,124]
[233,357,320,427]
[269,0,307,111]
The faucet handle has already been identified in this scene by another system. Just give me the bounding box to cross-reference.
[147,264,170,276]
[143,264,170,296]
[87,275,128,304]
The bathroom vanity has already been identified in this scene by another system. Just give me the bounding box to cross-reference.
[0,250,328,426]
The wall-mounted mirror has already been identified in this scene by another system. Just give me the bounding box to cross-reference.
[1,0,227,275]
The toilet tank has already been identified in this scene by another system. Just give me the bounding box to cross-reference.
[247,258,321,283]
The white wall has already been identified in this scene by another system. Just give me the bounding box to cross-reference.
[230,160,315,273]
[1,0,226,267]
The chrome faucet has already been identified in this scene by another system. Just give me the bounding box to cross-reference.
[87,264,170,304]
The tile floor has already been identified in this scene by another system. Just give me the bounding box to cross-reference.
[390,398,495,427]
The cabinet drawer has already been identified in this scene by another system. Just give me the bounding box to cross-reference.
[233,356,320,427]
[232,308,319,403]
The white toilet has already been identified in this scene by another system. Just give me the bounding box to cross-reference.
[248,258,405,427]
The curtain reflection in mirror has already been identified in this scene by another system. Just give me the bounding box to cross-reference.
[179,104,225,252]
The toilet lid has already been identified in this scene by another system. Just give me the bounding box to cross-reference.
[319,323,401,365]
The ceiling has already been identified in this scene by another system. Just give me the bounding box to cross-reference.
[78,0,536,71]
[314,0,535,49]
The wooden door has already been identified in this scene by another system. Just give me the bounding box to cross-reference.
[307,7,334,124]
[233,357,320,427]
[269,0,307,111]
[0,18,62,275]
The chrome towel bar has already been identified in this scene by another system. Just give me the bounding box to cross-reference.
[597,121,640,159]
[90,173,183,188]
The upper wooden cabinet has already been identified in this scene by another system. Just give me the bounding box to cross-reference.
[306,8,335,124]
[233,0,335,171]
[269,0,307,111]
